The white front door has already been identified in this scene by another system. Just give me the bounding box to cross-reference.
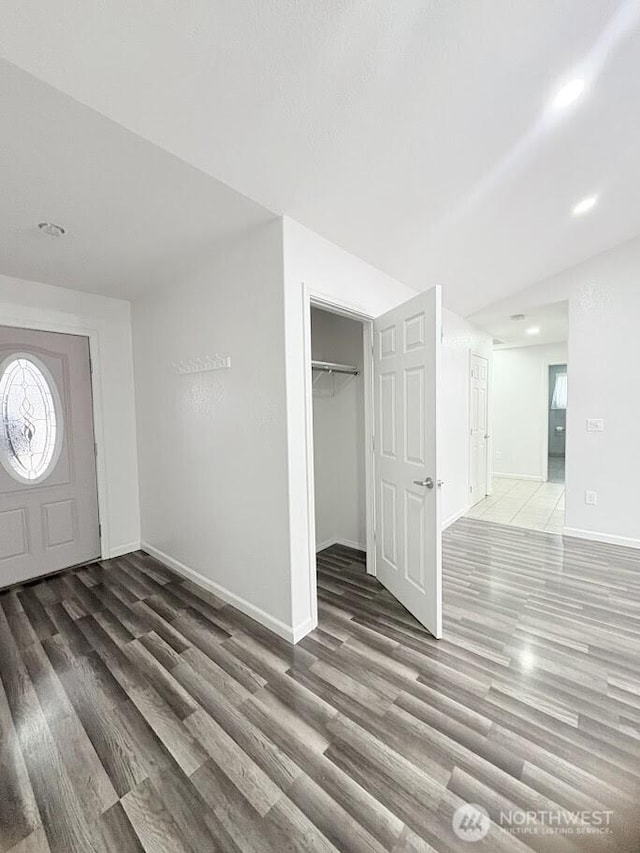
[374,286,442,639]
[0,326,100,587]
[469,353,489,507]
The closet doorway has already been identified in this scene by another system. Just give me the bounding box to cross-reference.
[311,307,369,563]
[304,286,444,640]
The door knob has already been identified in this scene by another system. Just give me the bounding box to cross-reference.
[413,477,434,489]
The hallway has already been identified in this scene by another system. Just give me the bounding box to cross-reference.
[465,476,565,533]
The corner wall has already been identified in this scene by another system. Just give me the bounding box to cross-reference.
[132,220,295,638]
[0,273,140,556]
[283,217,418,636]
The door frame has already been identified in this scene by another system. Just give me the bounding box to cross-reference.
[468,350,491,503]
[302,285,376,626]
[0,316,110,560]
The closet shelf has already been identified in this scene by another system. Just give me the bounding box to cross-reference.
[312,360,359,376]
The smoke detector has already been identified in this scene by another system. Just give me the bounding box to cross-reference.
[38,222,66,238]
[510,313,526,321]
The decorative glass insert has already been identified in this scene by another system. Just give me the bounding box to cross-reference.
[0,356,61,482]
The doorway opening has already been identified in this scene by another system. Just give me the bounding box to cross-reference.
[302,285,444,641]
[465,299,568,534]
[310,305,373,594]
[547,363,567,484]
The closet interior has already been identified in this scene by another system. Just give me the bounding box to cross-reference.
[311,307,367,579]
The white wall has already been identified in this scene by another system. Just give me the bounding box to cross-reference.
[469,233,640,548]
[311,308,365,551]
[132,220,297,639]
[491,342,568,481]
[283,217,418,635]
[440,310,492,527]
[0,273,140,556]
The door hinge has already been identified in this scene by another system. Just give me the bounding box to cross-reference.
[94,441,98,457]
[470,485,473,493]
[98,522,102,538]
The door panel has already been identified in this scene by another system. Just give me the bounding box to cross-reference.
[374,286,442,638]
[0,326,100,587]
[0,508,28,559]
[469,353,489,506]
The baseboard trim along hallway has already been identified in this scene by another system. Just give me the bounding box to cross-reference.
[562,526,640,550]
[141,541,302,643]
[442,505,470,530]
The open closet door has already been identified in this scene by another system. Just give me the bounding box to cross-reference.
[374,285,442,638]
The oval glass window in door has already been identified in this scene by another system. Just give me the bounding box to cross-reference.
[0,355,63,483]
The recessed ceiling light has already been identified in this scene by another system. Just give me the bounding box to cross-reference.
[38,222,66,237]
[572,195,598,216]
[552,78,585,110]
[526,326,540,335]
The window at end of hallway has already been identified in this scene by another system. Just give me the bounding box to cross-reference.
[551,373,568,410]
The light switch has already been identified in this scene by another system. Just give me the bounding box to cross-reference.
[586,418,604,432]
[585,491,598,505]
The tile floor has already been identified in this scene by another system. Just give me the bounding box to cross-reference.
[465,476,565,532]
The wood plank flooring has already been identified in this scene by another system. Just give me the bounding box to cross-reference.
[1,522,639,852]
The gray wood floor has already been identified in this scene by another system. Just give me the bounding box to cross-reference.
[0,520,639,852]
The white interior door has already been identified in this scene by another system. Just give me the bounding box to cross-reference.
[0,326,100,587]
[374,286,442,638]
[469,353,489,506]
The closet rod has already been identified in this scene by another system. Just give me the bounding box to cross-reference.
[311,360,359,376]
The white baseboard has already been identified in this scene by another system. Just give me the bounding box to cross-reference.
[108,541,140,559]
[562,527,640,551]
[140,541,305,644]
[492,472,544,482]
[316,537,366,553]
[291,617,315,643]
[442,506,469,530]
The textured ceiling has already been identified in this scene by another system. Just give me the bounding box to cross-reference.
[1,1,640,313]
[0,60,273,298]
[472,300,569,349]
